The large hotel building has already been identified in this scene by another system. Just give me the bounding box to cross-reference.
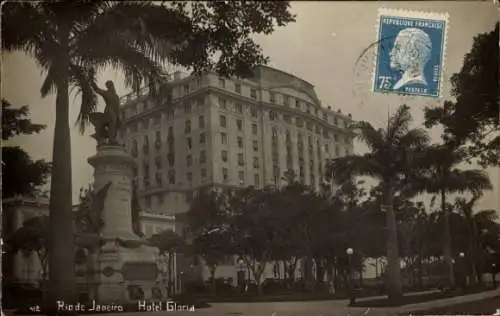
[119,65,355,220]
[3,66,356,295]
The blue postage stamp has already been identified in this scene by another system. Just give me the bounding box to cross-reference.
[372,9,449,97]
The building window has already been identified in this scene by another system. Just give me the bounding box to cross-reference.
[199,116,205,129]
[296,117,304,128]
[183,85,189,95]
[335,146,340,156]
[187,172,193,185]
[251,106,258,117]
[221,150,228,162]
[219,97,227,109]
[238,171,245,184]
[269,92,276,103]
[185,120,191,134]
[236,119,243,131]
[325,144,329,154]
[221,132,228,145]
[235,83,241,94]
[220,115,227,128]
[306,121,312,131]
[235,103,243,114]
[283,115,291,124]
[237,153,244,166]
[219,78,225,88]
[222,168,229,182]
[269,111,277,121]
[167,153,175,166]
[155,172,162,186]
[199,132,205,145]
[187,155,192,167]
[272,127,278,138]
[295,99,300,108]
[253,157,259,169]
[200,150,206,163]
[284,95,290,107]
[158,194,164,205]
[184,102,191,113]
[251,124,258,135]
[250,89,257,99]
[334,133,339,142]
[254,174,260,188]
[187,137,192,149]
[168,170,175,184]
[201,168,207,178]
[252,140,258,151]
[146,196,152,208]
[237,136,243,148]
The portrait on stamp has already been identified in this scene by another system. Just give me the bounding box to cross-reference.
[373,9,449,97]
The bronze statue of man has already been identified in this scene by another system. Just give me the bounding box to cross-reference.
[91,80,121,144]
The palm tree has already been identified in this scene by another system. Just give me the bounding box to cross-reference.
[454,195,498,285]
[325,105,430,301]
[2,3,186,304]
[2,1,294,305]
[412,145,492,288]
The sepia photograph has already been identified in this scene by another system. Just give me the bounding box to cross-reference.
[1,1,499,315]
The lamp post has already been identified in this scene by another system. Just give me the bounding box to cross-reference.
[346,248,354,306]
[237,258,246,293]
[458,252,466,291]
[492,263,497,288]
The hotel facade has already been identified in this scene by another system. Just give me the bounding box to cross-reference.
[118,65,356,283]
[119,65,355,216]
[3,66,356,293]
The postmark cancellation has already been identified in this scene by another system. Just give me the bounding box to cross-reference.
[372,8,449,98]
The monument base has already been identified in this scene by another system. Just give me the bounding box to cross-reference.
[96,240,166,304]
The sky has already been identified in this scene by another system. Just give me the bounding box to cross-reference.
[2,1,499,212]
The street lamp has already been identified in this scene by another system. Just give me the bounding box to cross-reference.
[237,258,246,293]
[492,263,497,288]
[346,248,355,306]
[458,252,466,291]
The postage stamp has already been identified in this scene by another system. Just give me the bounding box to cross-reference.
[372,8,449,97]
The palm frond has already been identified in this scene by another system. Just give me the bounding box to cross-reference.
[352,121,385,152]
[69,64,98,134]
[386,105,412,142]
[325,154,382,185]
[446,168,492,194]
[40,66,58,97]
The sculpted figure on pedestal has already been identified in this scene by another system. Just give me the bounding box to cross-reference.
[89,79,122,146]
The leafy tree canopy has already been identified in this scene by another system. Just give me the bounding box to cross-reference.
[2,99,51,198]
[425,24,499,167]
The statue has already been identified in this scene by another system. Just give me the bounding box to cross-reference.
[90,80,122,146]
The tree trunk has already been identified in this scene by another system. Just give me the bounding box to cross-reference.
[417,254,424,288]
[209,265,216,295]
[384,185,403,301]
[441,189,455,288]
[48,24,75,310]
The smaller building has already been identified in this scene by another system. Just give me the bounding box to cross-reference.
[2,196,181,295]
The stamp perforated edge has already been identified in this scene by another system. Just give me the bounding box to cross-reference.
[371,8,450,98]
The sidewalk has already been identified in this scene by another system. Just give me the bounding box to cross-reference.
[371,288,500,315]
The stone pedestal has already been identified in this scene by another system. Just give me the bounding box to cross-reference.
[87,145,165,303]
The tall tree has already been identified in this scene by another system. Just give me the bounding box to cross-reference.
[325,105,430,301]
[412,145,492,287]
[2,99,51,198]
[187,188,232,294]
[454,195,499,284]
[2,1,294,305]
[5,216,50,297]
[148,230,187,296]
[425,24,499,167]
